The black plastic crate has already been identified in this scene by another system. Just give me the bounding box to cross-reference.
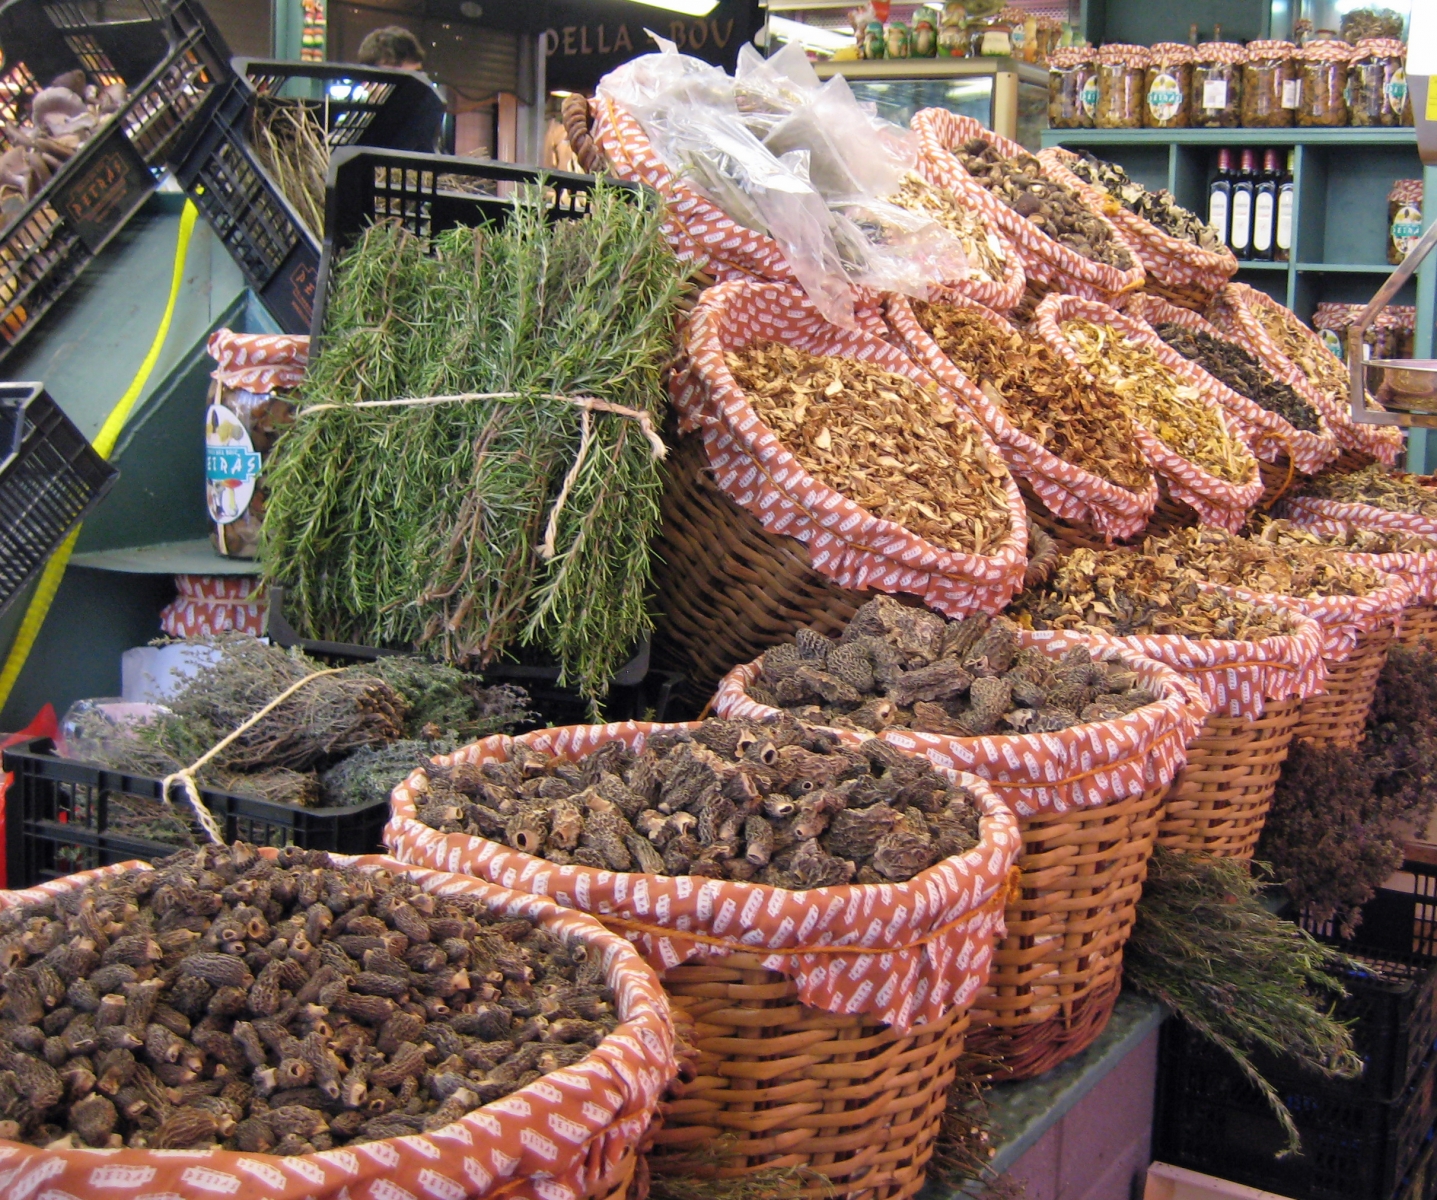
[0,0,230,360]
[1395,1125,1437,1200]
[0,383,118,620]
[1155,1020,1437,1200]
[2,737,390,888]
[173,59,446,334]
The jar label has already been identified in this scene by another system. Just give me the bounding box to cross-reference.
[1276,189,1293,251]
[1386,69,1408,110]
[1148,72,1184,121]
[1080,78,1099,116]
[1281,77,1300,108]
[1320,329,1343,358]
[1201,78,1228,109]
[980,29,1011,55]
[1253,191,1274,253]
[1393,203,1423,256]
[206,401,262,526]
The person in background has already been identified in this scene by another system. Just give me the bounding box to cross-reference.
[353,26,450,153]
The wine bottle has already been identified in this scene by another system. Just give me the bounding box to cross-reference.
[1208,148,1233,250]
[1274,149,1294,263]
[1230,147,1255,259]
[1253,148,1279,260]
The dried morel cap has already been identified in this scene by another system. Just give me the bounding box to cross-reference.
[419,714,982,889]
[1148,525,1390,598]
[0,844,616,1152]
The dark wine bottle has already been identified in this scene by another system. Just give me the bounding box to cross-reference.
[1208,147,1233,250]
[1252,148,1279,260]
[1274,149,1295,263]
[1230,148,1255,260]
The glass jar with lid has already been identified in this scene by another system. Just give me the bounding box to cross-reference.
[1145,43,1192,127]
[1388,179,1424,264]
[1296,38,1352,126]
[1241,40,1298,127]
[1348,38,1408,126]
[969,18,1014,57]
[1191,42,1243,127]
[1035,16,1063,65]
[1048,45,1097,128]
[1095,43,1147,128]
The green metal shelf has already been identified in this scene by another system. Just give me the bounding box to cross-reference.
[1295,262,1400,273]
[1234,260,1288,271]
[1040,127,1418,148]
[69,540,260,576]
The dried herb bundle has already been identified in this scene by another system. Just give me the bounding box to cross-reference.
[0,843,619,1151]
[262,183,681,701]
[417,712,981,886]
[913,301,1152,493]
[1067,153,1225,252]
[726,341,1013,554]
[250,98,329,238]
[1301,463,1437,519]
[891,174,1008,284]
[1251,517,1437,556]
[749,597,1154,736]
[1125,847,1361,1155]
[1010,546,1303,640]
[1151,526,1388,598]
[955,137,1134,271]
[1061,320,1258,484]
[1153,322,1321,433]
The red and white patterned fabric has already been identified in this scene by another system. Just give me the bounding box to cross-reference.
[384,722,1021,1033]
[1121,291,1340,476]
[1033,293,1264,531]
[1278,493,1437,541]
[1039,146,1238,306]
[713,633,1208,818]
[930,236,1028,316]
[206,330,309,393]
[1024,612,1327,721]
[912,109,1145,304]
[160,575,267,638]
[1273,505,1437,605]
[675,278,1030,618]
[885,293,1158,540]
[1205,283,1403,466]
[0,852,676,1200]
[1209,571,1413,660]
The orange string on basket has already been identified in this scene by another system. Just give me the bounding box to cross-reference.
[1259,429,1299,510]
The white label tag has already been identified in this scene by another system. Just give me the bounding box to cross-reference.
[1202,78,1228,108]
[206,402,261,526]
[1281,77,1301,108]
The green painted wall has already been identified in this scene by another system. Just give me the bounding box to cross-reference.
[1083,0,1270,47]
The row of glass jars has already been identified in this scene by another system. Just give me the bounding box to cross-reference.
[1049,37,1410,130]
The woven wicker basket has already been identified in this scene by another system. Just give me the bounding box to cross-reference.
[1157,698,1303,859]
[1400,604,1437,647]
[1292,623,1394,748]
[651,958,969,1200]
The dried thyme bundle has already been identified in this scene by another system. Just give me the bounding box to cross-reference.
[1125,847,1361,1155]
[1066,153,1225,252]
[913,301,1151,493]
[1010,546,1304,640]
[263,183,681,701]
[725,342,1013,555]
[1151,526,1388,598]
[1153,322,1322,433]
[1300,463,1437,519]
[890,174,1008,284]
[250,98,329,238]
[1062,319,1257,484]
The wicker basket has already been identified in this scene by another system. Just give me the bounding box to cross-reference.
[1291,622,1395,748]
[1400,603,1437,647]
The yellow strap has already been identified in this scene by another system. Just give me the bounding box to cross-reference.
[0,200,199,712]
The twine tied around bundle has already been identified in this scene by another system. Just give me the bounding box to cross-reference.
[160,667,344,845]
[296,392,667,561]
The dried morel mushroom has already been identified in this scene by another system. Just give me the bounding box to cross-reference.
[891,173,1008,284]
[1300,464,1437,520]
[418,715,981,888]
[1061,319,1258,484]
[749,596,1154,739]
[1153,322,1322,434]
[1251,517,1437,556]
[913,301,1152,494]
[0,844,616,1151]
[1010,546,1304,640]
[1066,153,1225,253]
[955,137,1135,271]
[726,341,1013,555]
[1151,526,1389,598]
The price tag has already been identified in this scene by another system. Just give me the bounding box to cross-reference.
[1281,78,1301,108]
[1202,78,1227,108]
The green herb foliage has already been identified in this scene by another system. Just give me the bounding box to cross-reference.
[1125,848,1361,1155]
[261,183,681,702]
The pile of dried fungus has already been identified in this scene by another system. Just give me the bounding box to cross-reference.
[891,174,1009,284]
[726,342,1013,554]
[417,710,980,888]
[1153,322,1322,433]
[1066,153,1225,252]
[1151,526,1389,599]
[1251,517,1437,556]
[1300,464,1437,519]
[0,844,617,1151]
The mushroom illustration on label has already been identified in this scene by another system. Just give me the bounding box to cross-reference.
[205,401,262,524]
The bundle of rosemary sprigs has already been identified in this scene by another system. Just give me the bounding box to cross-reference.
[262,181,681,702]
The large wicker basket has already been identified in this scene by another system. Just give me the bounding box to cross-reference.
[385,723,1021,1200]
[1400,604,1437,647]
[1290,623,1395,748]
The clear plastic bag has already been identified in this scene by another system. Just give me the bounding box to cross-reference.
[831,197,968,296]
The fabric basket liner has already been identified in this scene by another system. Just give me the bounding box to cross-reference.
[930,234,1028,316]
[1038,147,1237,304]
[1022,613,1327,721]
[160,574,268,638]
[1209,570,1412,660]
[912,109,1145,304]
[713,631,1208,817]
[885,293,1157,540]
[675,277,1030,617]
[0,852,677,1200]
[1272,503,1437,605]
[1033,293,1264,530]
[207,329,309,393]
[1278,493,1437,541]
[1121,291,1340,476]
[1205,283,1403,466]
[384,721,1021,1034]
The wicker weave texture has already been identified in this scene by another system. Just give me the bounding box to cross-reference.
[1293,624,1394,748]
[1019,479,1120,553]
[1399,604,1437,648]
[965,785,1165,1080]
[650,954,968,1200]
[1157,698,1302,860]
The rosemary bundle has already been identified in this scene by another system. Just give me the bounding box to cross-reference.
[250,97,329,236]
[262,184,681,701]
[1125,848,1361,1154]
